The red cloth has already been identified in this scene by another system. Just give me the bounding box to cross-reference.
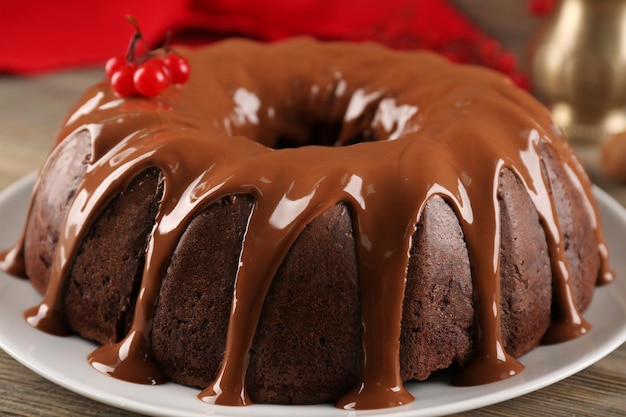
[0,0,524,85]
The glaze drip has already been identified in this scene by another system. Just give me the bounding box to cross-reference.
[0,38,614,410]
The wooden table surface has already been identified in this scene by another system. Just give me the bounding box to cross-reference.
[1,64,625,417]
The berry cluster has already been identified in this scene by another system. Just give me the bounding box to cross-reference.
[106,16,190,98]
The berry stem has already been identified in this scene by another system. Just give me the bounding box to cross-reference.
[163,31,173,53]
[126,33,142,63]
[126,15,149,48]
[125,15,151,63]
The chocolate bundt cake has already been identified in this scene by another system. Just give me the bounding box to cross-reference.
[0,38,614,410]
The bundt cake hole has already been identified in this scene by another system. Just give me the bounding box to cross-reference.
[273,119,379,149]
[255,79,387,149]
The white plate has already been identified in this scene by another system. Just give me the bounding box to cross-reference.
[0,173,625,417]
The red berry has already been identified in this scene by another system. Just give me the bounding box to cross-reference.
[528,0,555,16]
[477,39,500,61]
[133,61,170,97]
[163,53,190,84]
[111,65,138,97]
[496,52,517,73]
[144,57,171,80]
[105,55,127,79]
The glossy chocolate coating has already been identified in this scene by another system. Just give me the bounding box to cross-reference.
[0,38,613,410]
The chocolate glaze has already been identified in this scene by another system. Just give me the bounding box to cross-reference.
[0,38,614,410]
[0,245,25,278]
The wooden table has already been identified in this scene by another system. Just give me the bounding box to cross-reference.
[1,66,625,417]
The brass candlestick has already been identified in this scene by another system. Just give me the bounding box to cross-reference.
[530,0,626,143]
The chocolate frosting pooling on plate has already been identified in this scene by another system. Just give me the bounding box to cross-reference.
[0,37,614,410]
